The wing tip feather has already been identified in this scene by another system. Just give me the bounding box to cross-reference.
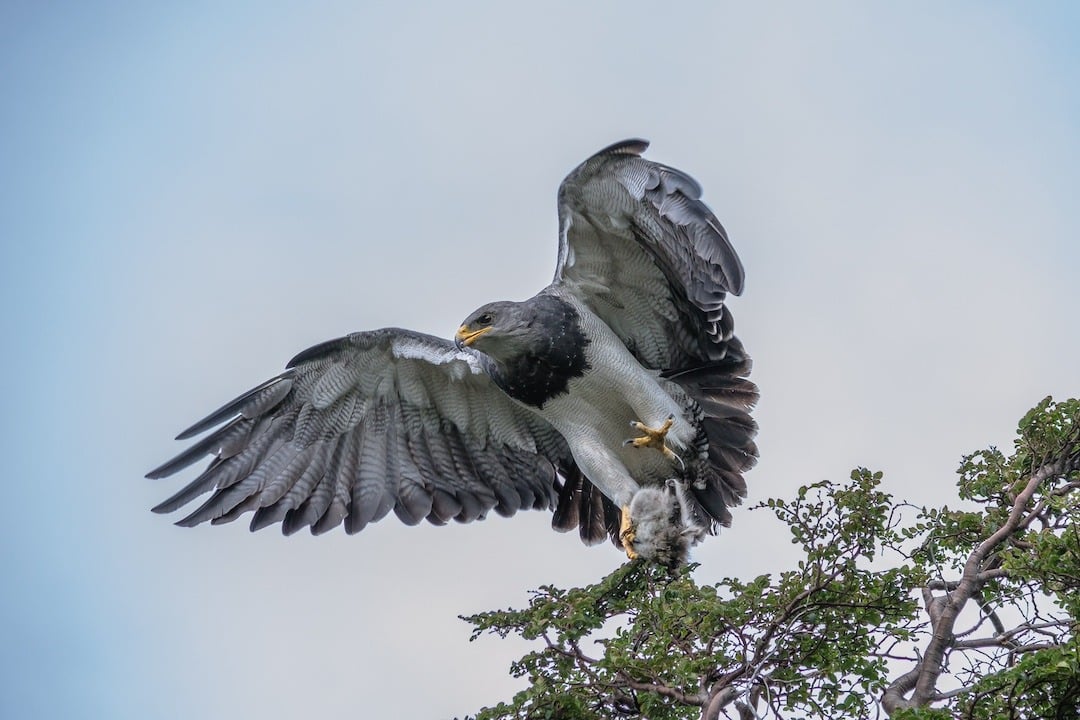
[592,138,649,159]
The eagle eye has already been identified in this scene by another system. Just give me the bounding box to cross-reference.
[476,312,494,326]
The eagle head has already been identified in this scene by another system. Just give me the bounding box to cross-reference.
[455,301,535,359]
[455,294,590,408]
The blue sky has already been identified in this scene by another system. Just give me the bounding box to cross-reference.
[2,2,1079,718]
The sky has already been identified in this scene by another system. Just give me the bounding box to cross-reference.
[2,2,1079,718]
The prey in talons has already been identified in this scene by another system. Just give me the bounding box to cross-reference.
[621,480,708,567]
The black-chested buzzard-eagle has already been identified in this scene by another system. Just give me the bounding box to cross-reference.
[147,139,758,566]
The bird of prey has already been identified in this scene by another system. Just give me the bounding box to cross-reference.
[147,139,758,566]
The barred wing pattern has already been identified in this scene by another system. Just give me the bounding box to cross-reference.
[555,138,745,371]
[147,329,572,536]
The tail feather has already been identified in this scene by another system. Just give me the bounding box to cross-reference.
[668,350,759,532]
[551,465,617,546]
[551,471,581,532]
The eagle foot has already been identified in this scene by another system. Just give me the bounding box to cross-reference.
[624,414,678,461]
[619,505,639,560]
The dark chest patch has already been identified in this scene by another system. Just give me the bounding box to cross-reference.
[490,296,591,408]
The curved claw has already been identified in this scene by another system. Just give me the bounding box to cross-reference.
[624,414,678,461]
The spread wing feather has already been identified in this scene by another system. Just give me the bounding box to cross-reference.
[147,329,573,536]
[554,138,745,371]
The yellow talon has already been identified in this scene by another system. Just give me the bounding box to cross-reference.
[620,505,638,559]
[625,414,678,461]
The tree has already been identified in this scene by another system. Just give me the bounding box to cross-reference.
[461,397,1080,719]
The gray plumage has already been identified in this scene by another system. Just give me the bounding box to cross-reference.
[149,330,567,532]
[148,139,758,562]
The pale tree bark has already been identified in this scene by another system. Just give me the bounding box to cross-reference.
[881,448,1080,716]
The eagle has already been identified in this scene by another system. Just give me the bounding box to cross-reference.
[147,139,758,566]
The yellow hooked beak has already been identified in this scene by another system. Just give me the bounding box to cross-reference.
[455,324,493,347]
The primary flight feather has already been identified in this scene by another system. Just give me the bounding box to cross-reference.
[147,139,759,565]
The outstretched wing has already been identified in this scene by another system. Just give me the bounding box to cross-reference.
[554,138,744,371]
[553,139,758,535]
[147,329,576,536]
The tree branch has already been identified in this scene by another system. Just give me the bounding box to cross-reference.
[882,450,1078,714]
[700,686,739,720]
